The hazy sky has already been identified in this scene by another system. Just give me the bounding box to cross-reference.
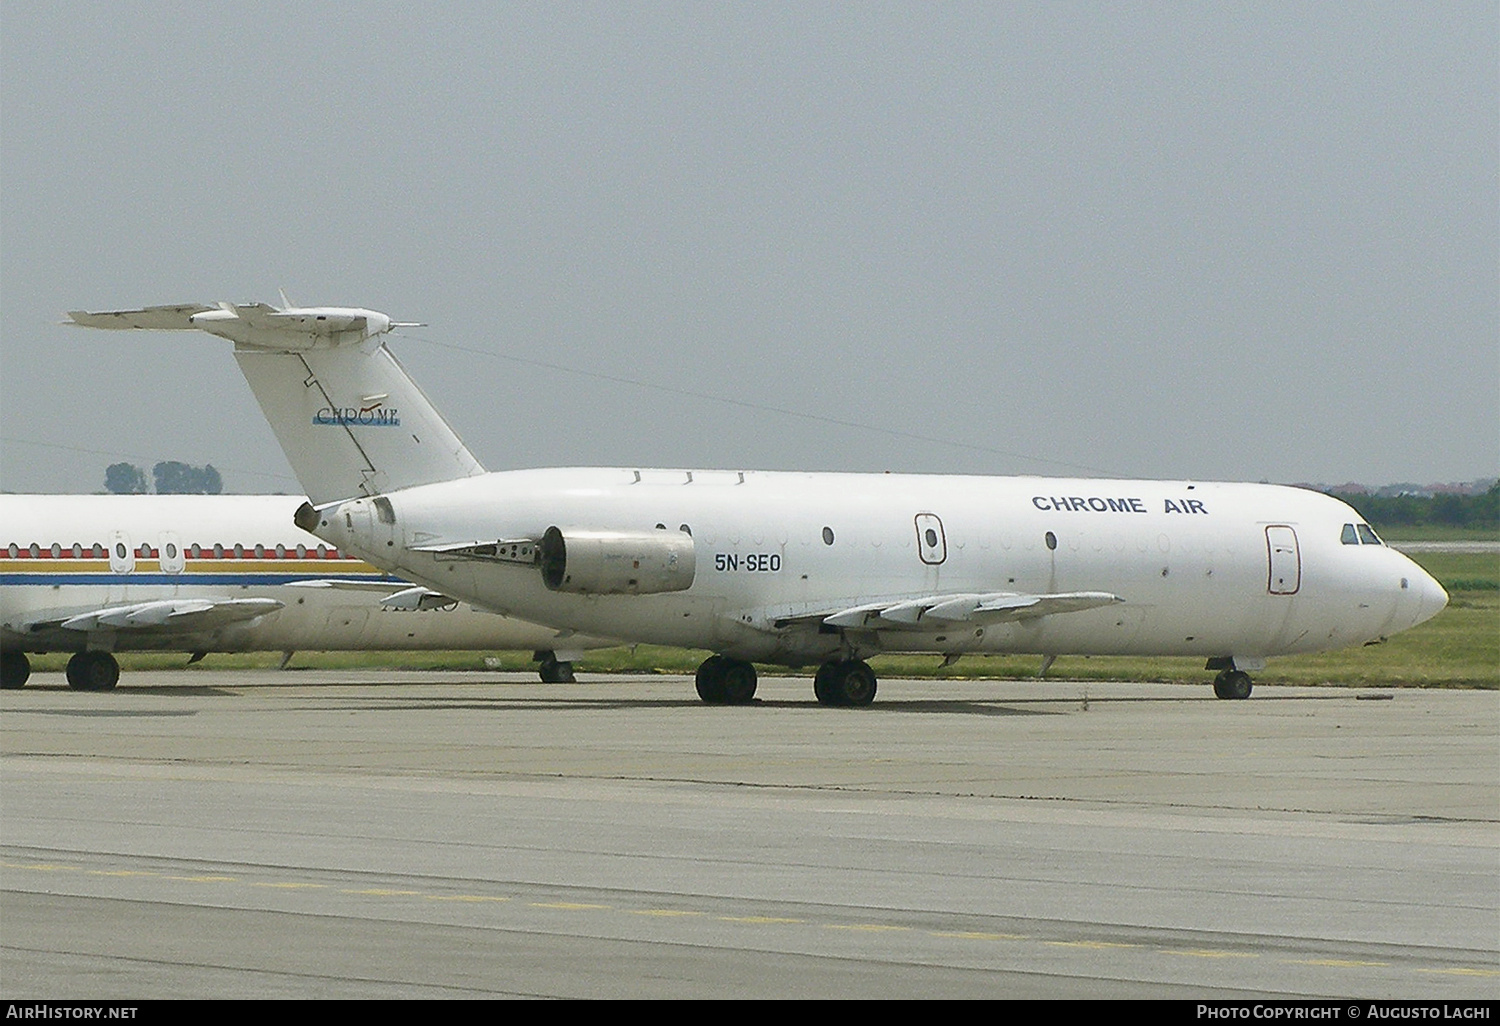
[2,2,1495,494]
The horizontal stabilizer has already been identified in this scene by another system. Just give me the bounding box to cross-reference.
[67,301,406,351]
[66,304,214,331]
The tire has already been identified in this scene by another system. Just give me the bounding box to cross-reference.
[0,650,29,689]
[66,651,120,691]
[695,655,729,703]
[538,657,576,683]
[815,660,878,707]
[1213,669,1252,700]
[720,660,758,704]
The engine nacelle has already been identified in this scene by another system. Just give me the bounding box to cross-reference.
[539,527,695,595]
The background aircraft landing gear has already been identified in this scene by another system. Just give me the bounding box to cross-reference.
[1213,669,1253,700]
[537,653,576,683]
[813,659,878,707]
[66,651,120,691]
[695,655,758,704]
[1,651,30,689]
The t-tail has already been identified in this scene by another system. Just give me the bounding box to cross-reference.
[67,301,484,504]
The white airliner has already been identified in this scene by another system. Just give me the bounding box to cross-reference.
[65,300,1449,705]
[0,493,611,690]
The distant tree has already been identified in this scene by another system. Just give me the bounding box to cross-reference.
[153,461,223,494]
[104,463,148,494]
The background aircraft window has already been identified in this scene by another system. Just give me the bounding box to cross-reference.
[1356,524,1383,545]
[296,544,307,558]
[679,524,692,535]
[234,544,244,558]
[255,544,265,558]
[214,543,224,558]
[93,544,105,558]
[72,543,83,557]
[1341,524,1359,544]
[6,544,16,557]
[823,527,835,545]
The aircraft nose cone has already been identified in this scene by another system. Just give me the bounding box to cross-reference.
[1413,567,1448,627]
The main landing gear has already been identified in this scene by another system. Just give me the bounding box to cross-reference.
[66,651,120,691]
[692,654,880,707]
[1,651,30,689]
[1212,669,1253,700]
[695,655,758,704]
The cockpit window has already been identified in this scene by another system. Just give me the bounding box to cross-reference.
[1356,523,1383,546]
[1341,524,1359,545]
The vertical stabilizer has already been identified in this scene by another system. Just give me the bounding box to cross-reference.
[67,301,485,504]
[234,342,484,503]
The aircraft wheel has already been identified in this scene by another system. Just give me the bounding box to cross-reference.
[813,662,842,706]
[0,651,30,689]
[66,651,120,691]
[815,660,878,707]
[1213,669,1252,700]
[695,655,730,703]
[720,659,757,704]
[696,655,756,704]
[538,655,576,683]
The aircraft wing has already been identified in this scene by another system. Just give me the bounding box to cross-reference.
[21,598,283,635]
[803,591,1125,632]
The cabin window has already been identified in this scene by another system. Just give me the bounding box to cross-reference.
[679,524,692,536]
[72,543,83,558]
[1341,524,1359,545]
[822,527,835,545]
[1045,531,1057,551]
[115,543,125,559]
[924,528,938,548]
[165,543,177,559]
[1356,524,1383,546]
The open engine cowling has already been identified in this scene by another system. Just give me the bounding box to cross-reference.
[539,527,695,595]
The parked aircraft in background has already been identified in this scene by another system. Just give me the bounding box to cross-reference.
[0,493,612,689]
[67,300,1449,705]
